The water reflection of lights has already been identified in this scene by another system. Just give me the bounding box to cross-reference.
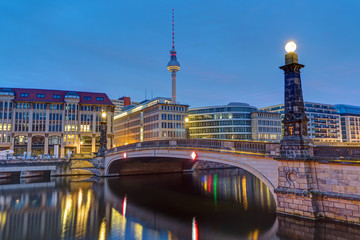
[61,194,73,239]
[192,217,198,240]
[111,208,127,239]
[0,211,7,231]
[132,222,143,240]
[122,195,127,218]
[98,218,107,240]
[198,171,275,212]
[213,174,218,205]
[75,189,92,238]
[78,188,83,208]
[248,229,259,240]
[242,175,248,210]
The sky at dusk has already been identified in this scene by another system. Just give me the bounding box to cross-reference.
[0,0,360,108]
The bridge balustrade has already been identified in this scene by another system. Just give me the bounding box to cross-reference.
[106,139,273,155]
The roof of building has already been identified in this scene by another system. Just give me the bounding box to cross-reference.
[1,88,114,106]
[189,102,257,112]
[335,104,360,116]
[114,97,188,120]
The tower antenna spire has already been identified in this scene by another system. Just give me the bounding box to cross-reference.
[172,8,175,50]
[167,8,180,104]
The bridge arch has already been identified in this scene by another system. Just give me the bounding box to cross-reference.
[105,148,278,200]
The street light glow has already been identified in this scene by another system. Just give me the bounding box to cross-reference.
[285,41,297,53]
[101,112,107,118]
[185,117,189,123]
[191,151,197,160]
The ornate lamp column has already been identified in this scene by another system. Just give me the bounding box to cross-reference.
[98,112,107,156]
[276,42,321,220]
[279,41,313,159]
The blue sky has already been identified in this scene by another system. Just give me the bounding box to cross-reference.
[0,0,359,108]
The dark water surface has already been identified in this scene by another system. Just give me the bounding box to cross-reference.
[0,169,359,240]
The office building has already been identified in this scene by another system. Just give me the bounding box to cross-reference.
[335,104,360,142]
[111,97,139,115]
[113,97,188,146]
[0,88,114,157]
[260,102,341,142]
[187,103,282,141]
[251,111,282,142]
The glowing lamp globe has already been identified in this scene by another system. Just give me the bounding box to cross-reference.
[101,112,107,118]
[285,41,297,53]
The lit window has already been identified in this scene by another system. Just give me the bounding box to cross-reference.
[53,94,61,99]
[20,93,29,97]
[37,94,45,98]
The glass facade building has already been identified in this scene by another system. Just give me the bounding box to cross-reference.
[335,104,360,142]
[260,102,341,142]
[187,103,282,141]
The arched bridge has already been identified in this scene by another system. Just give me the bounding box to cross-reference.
[104,139,280,196]
[103,139,360,225]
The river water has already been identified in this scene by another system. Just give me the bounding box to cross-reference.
[0,169,359,240]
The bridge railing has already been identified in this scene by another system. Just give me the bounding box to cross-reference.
[106,139,280,156]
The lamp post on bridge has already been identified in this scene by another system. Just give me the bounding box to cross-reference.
[279,41,314,159]
[98,111,107,157]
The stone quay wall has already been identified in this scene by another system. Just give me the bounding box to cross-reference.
[277,215,360,240]
[276,159,360,224]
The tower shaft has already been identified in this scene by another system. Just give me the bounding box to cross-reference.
[172,72,177,103]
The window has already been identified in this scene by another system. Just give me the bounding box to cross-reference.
[96,97,104,101]
[37,94,45,98]
[84,96,91,100]
[20,93,29,97]
[53,94,61,99]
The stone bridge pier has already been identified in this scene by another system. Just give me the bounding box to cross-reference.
[276,157,360,224]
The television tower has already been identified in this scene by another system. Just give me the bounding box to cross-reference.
[167,8,180,103]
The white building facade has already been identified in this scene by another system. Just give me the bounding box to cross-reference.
[113,97,188,146]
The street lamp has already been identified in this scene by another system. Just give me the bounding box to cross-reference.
[98,111,108,156]
[185,117,190,139]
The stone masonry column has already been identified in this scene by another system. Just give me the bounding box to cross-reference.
[44,134,49,155]
[91,134,96,153]
[27,133,32,157]
[60,134,65,158]
[275,42,321,220]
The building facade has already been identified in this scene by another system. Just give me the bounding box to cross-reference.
[251,111,282,142]
[0,88,114,158]
[113,97,188,146]
[335,104,360,142]
[187,103,282,141]
[260,102,342,142]
[111,97,139,115]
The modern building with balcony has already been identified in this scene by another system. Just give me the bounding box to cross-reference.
[260,102,342,142]
[335,104,360,143]
[187,103,282,142]
[0,88,114,158]
[113,97,188,146]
